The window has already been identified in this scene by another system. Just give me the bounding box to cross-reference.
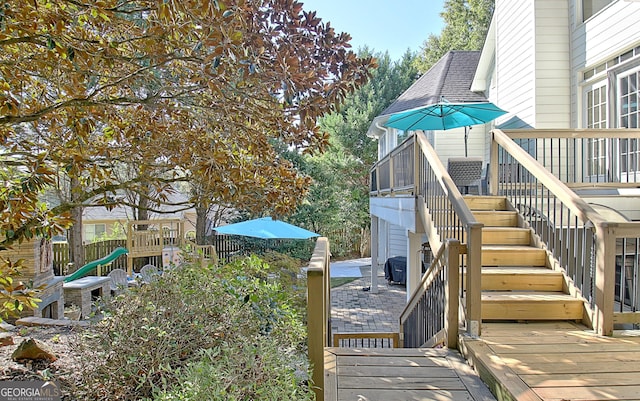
[397,129,410,145]
[585,83,608,177]
[84,224,106,243]
[619,69,639,129]
[619,67,640,178]
[582,0,614,21]
[582,46,640,181]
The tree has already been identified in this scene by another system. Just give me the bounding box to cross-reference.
[288,49,419,247]
[0,0,376,316]
[414,0,494,72]
[0,0,376,253]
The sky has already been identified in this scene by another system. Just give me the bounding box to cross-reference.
[298,0,446,61]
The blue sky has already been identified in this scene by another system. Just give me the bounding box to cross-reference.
[298,0,445,61]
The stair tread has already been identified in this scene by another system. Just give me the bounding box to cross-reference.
[471,209,518,214]
[482,292,580,301]
[482,266,560,274]
[482,245,544,251]
[482,227,529,231]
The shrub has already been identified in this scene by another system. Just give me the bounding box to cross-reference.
[154,338,313,401]
[70,256,311,400]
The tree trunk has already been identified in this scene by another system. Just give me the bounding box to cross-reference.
[136,184,150,230]
[68,176,85,271]
[195,205,208,245]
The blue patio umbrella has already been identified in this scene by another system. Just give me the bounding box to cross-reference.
[384,100,507,156]
[213,217,319,239]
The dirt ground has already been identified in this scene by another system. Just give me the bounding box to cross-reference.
[0,323,80,396]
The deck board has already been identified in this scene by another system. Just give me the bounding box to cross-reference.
[325,347,496,401]
[461,322,640,401]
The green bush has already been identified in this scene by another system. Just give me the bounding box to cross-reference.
[70,256,312,400]
[154,338,313,401]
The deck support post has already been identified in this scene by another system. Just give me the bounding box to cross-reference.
[407,230,423,301]
[307,238,330,399]
[466,224,483,337]
[594,223,616,336]
[445,240,460,348]
[371,216,379,294]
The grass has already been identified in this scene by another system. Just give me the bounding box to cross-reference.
[330,277,358,288]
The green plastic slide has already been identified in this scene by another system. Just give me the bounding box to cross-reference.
[64,247,129,282]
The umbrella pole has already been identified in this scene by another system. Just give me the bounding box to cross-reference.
[464,126,469,157]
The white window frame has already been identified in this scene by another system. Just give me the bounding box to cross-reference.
[580,0,615,22]
[583,80,610,180]
[617,65,640,181]
[84,223,106,243]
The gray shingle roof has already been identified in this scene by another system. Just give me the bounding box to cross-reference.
[380,51,486,117]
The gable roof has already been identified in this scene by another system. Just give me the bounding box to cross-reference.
[367,50,486,138]
[83,190,192,222]
[381,50,486,117]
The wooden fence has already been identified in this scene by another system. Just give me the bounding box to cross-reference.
[53,227,370,273]
[53,239,128,274]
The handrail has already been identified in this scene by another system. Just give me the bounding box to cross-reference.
[399,239,462,348]
[306,237,330,400]
[491,129,608,228]
[414,132,483,335]
[414,132,481,234]
[489,128,640,335]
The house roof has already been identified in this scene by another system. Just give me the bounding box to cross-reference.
[367,50,486,138]
[471,14,496,92]
[381,50,486,116]
[83,190,192,222]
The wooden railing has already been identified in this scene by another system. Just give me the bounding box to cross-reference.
[370,137,416,195]
[183,244,219,266]
[491,128,640,335]
[414,133,483,336]
[306,237,331,400]
[332,332,400,348]
[400,240,462,348]
[370,132,484,338]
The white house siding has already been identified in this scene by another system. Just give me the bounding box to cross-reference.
[388,224,407,258]
[534,0,571,129]
[570,1,640,127]
[370,197,415,261]
[432,124,487,161]
[494,0,536,128]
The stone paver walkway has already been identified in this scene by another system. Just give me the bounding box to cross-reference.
[331,262,406,334]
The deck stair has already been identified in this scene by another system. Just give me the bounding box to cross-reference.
[464,195,584,322]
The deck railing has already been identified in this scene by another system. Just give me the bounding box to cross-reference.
[306,237,331,400]
[370,137,415,195]
[499,129,640,186]
[332,332,400,348]
[370,132,484,338]
[400,239,462,348]
[491,128,640,335]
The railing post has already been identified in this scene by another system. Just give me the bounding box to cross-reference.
[594,223,616,336]
[389,149,395,191]
[445,240,460,348]
[490,130,499,195]
[307,237,330,399]
[466,223,483,336]
[370,216,379,294]
[413,135,420,196]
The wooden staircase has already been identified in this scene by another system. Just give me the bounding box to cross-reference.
[465,196,584,322]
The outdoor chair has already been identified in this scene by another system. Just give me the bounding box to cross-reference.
[447,157,483,195]
[140,264,160,284]
[107,268,128,294]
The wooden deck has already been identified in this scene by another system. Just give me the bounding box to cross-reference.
[324,347,496,401]
[461,322,640,401]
